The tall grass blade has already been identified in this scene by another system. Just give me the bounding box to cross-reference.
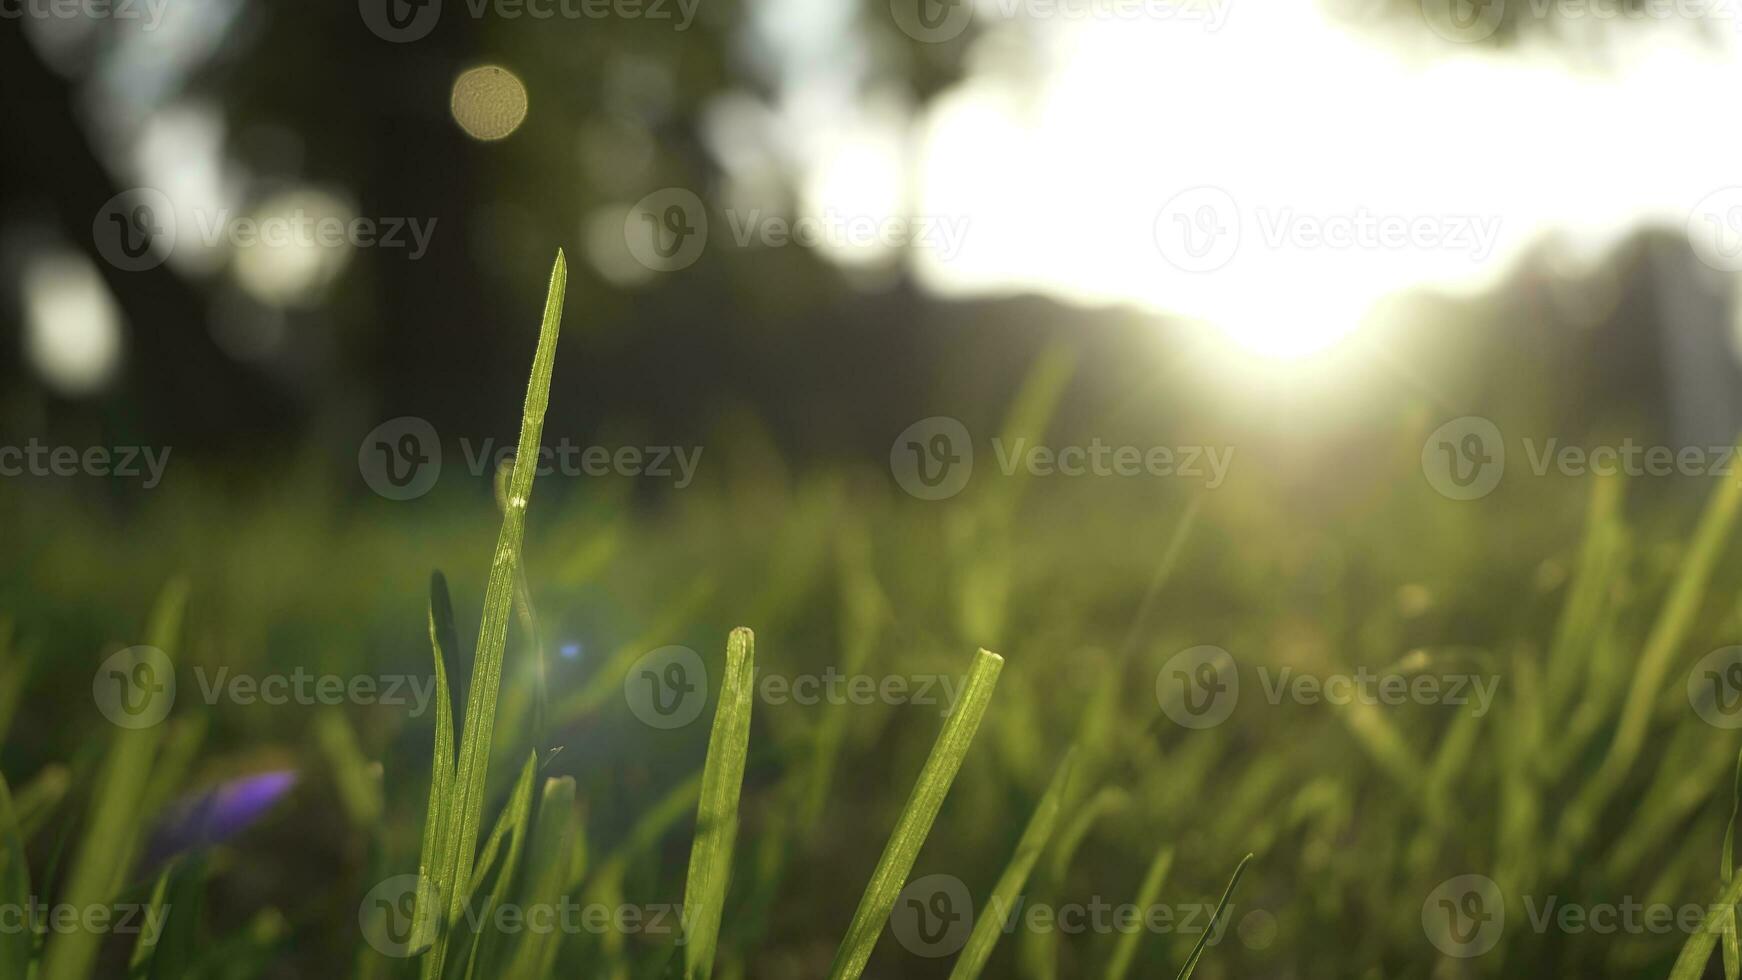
[43,578,187,980]
[1103,844,1174,980]
[438,250,567,968]
[506,776,577,980]
[949,750,1075,980]
[461,751,538,978]
[0,774,32,978]
[415,573,461,970]
[1668,867,1742,980]
[683,627,756,980]
[1565,458,1742,851]
[1174,853,1252,980]
[825,648,1003,980]
[1724,745,1742,980]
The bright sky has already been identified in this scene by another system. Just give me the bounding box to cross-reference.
[787,0,1742,357]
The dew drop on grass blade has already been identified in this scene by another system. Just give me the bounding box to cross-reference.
[826,648,1003,980]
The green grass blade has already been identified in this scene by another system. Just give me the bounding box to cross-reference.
[139,854,207,980]
[416,573,461,969]
[1724,745,1742,980]
[13,764,69,843]
[440,250,567,963]
[1174,853,1252,980]
[1669,866,1742,980]
[316,710,384,829]
[462,751,538,978]
[0,773,32,979]
[43,578,187,980]
[129,862,174,977]
[684,627,756,980]
[1103,844,1174,980]
[1564,459,1742,852]
[0,617,28,752]
[826,648,1003,980]
[949,749,1075,980]
[506,776,577,980]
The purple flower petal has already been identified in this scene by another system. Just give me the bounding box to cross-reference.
[147,770,297,865]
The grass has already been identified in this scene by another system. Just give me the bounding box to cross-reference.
[6,252,1742,977]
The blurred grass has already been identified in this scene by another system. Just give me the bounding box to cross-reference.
[1,359,1741,976]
